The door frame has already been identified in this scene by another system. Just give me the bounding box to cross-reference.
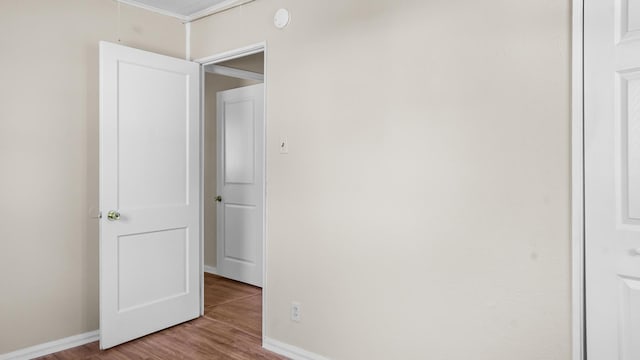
[572,1,585,360]
[195,42,268,343]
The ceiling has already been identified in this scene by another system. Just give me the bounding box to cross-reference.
[118,0,252,21]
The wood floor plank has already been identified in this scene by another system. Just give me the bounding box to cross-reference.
[204,294,262,338]
[87,345,161,360]
[35,275,282,360]
[204,273,260,307]
[130,323,235,360]
[187,318,286,360]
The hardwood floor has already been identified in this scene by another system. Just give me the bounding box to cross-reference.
[36,274,286,360]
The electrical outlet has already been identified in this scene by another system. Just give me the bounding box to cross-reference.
[291,302,301,322]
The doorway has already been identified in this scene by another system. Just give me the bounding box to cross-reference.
[203,51,265,285]
[199,46,267,336]
[98,41,268,350]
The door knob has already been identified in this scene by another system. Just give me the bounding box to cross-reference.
[107,210,121,221]
[215,196,222,202]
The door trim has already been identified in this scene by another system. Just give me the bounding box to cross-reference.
[204,64,264,82]
[572,1,585,360]
[195,42,268,345]
[196,43,265,66]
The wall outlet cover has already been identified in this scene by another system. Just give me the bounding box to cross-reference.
[291,302,301,322]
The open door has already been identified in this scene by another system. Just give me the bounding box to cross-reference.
[99,41,201,349]
[216,84,264,287]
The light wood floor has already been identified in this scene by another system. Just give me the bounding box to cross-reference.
[36,274,286,360]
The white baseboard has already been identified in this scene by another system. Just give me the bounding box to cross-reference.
[263,337,330,360]
[204,265,218,275]
[0,330,99,360]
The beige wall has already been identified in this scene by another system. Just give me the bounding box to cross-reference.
[0,0,184,354]
[192,1,572,359]
[204,72,260,268]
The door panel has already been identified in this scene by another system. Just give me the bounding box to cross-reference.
[620,70,640,220]
[117,228,188,311]
[224,204,258,263]
[224,100,255,184]
[117,62,188,209]
[619,275,640,359]
[585,1,640,358]
[619,0,640,43]
[217,84,264,287]
[99,41,200,349]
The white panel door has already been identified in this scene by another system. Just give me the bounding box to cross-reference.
[585,1,640,358]
[217,84,264,287]
[99,41,200,349]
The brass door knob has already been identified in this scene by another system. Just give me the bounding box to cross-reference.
[215,196,222,202]
[107,210,121,221]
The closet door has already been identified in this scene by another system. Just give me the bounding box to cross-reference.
[585,1,640,358]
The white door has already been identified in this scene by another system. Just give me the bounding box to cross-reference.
[585,1,640,358]
[99,41,201,349]
[216,84,264,287]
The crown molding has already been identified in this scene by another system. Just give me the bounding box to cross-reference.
[116,0,189,21]
[116,0,255,23]
[187,0,254,22]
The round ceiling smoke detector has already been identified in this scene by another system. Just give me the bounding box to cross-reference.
[274,8,290,29]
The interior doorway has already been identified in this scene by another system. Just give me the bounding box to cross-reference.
[200,47,266,339]
[90,41,272,356]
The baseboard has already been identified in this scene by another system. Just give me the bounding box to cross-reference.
[0,330,99,360]
[263,337,330,360]
[204,265,218,275]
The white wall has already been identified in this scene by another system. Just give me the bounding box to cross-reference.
[191,0,572,359]
[0,0,184,353]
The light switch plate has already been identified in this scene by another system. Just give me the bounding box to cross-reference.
[280,136,289,154]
